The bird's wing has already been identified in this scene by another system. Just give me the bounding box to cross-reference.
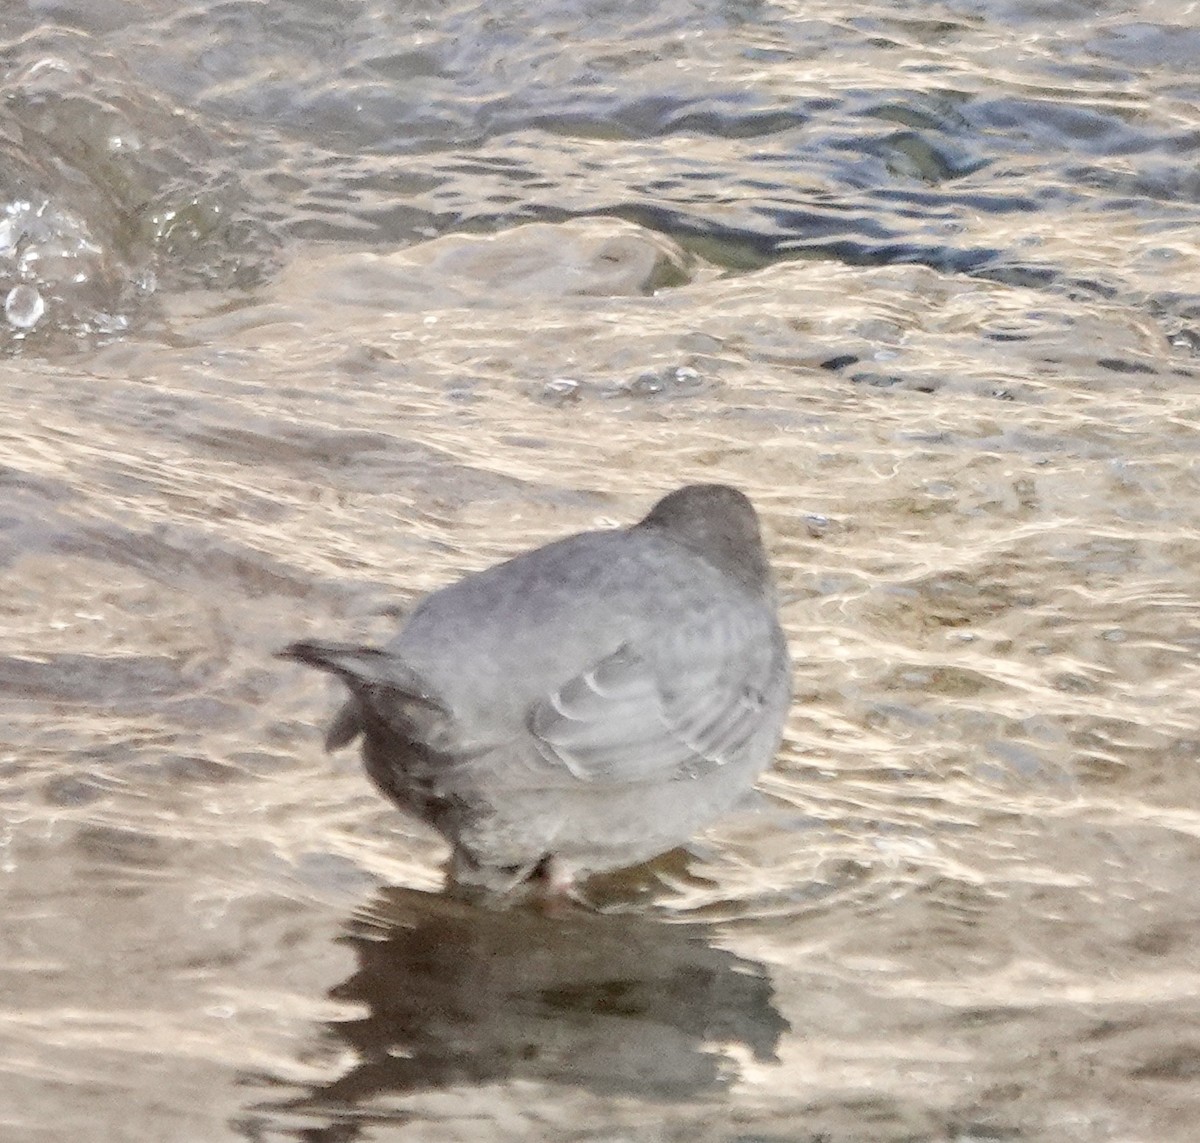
[526,613,788,786]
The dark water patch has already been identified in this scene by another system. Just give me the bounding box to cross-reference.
[1129,1045,1200,1081]
[0,652,196,706]
[180,417,535,503]
[71,822,172,876]
[1087,23,1200,73]
[1096,357,1157,376]
[1062,157,1200,208]
[528,101,812,144]
[249,886,788,1114]
[55,522,322,601]
[967,96,1153,155]
[847,370,942,394]
[0,465,78,567]
[820,354,862,372]
[41,771,110,807]
[1166,327,1200,356]
[146,752,245,786]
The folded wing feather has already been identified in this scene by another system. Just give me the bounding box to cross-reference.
[527,615,783,785]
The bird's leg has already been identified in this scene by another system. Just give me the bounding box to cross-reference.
[531,855,584,914]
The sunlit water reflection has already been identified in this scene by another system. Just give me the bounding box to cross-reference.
[2,1,1200,1141]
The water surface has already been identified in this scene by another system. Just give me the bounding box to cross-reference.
[2,2,1200,1140]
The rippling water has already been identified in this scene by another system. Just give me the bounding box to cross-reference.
[3,2,1200,1140]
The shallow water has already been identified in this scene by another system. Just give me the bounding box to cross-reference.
[2,2,1200,1141]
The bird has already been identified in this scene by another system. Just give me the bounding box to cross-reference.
[279,483,792,896]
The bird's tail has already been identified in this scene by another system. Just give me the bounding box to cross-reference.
[278,640,448,751]
[279,640,432,693]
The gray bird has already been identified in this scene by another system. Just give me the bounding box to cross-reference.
[280,484,792,895]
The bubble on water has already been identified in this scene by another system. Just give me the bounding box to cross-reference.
[620,365,707,398]
[107,132,141,153]
[5,284,45,329]
[91,313,129,335]
[0,219,18,259]
[542,377,581,404]
[627,369,666,395]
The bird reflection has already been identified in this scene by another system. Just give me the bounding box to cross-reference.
[254,883,788,1136]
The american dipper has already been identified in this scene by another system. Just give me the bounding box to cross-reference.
[280,484,792,893]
